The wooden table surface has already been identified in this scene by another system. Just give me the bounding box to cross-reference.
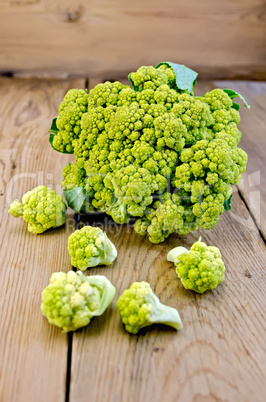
[0,78,265,402]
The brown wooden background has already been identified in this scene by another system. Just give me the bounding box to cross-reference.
[0,0,266,80]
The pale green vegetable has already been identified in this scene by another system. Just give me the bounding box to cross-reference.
[116,281,182,334]
[68,226,117,270]
[41,271,116,332]
[168,238,225,293]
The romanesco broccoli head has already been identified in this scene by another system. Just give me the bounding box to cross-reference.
[49,62,249,243]
[68,226,117,270]
[41,271,116,332]
[116,281,183,334]
[167,238,225,293]
[9,186,66,234]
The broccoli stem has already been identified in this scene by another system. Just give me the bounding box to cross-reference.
[167,246,189,263]
[145,292,183,330]
[96,233,118,265]
[149,302,183,330]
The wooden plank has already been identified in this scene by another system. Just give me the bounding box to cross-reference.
[69,191,266,402]
[214,81,266,240]
[0,77,85,402]
[0,0,266,80]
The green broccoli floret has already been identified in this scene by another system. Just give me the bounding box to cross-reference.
[41,271,116,332]
[88,81,126,108]
[116,282,183,334]
[62,161,86,190]
[129,66,168,91]
[53,89,88,153]
[135,195,185,244]
[9,186,66,234]
[68,226,117,270]
[104,165,158,224]
[167,238,225,293]
[171,93,214,145]
[201,88,233,111]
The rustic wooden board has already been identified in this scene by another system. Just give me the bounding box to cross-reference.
[214,81,266,240]
[0,0,266,80]
[69,193,266,402]
[0,77,84,402]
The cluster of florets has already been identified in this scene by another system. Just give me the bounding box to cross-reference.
[167,238,225,293]
[51,63,247,243]
[9,186,66,234]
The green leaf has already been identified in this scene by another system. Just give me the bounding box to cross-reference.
[224,194,233,211]
[156,62,198,95]
[63,187,87,213]
[48,117,73,154]
[49,117,59,135]
[223,89,250,110]
[128,73,135,90]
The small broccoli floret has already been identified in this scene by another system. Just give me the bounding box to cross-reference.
[53,89,89,153]
[167,238,225,293]
[88,81,126,107]
[68,226,117,270]
[104,165,158,224]
[171,93,214,145]
[201,88,233,111]
[9,186,66,234]
[62,161,86,190]
[116,281,183,334]
[129,66,168,91]
[156,64,176,88]
[41,271,116,332]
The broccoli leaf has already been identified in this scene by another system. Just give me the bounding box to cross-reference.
[128,73,136,90]
[63,186,87,213]
[156,62,198,95]
[49,117,59,135]
[48,117,73,154]
[223,194,233,211]
[223,89,250,110]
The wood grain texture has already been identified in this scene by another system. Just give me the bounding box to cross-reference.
[0,0,266,80]
[214,81,266,240]
[69,193,266,402]
[0,77,84,402]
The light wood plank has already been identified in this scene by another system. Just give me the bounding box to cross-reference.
[0,77,84,402]
[0,0,266,80]
[214,81,266,240]
[69,191,265,402]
